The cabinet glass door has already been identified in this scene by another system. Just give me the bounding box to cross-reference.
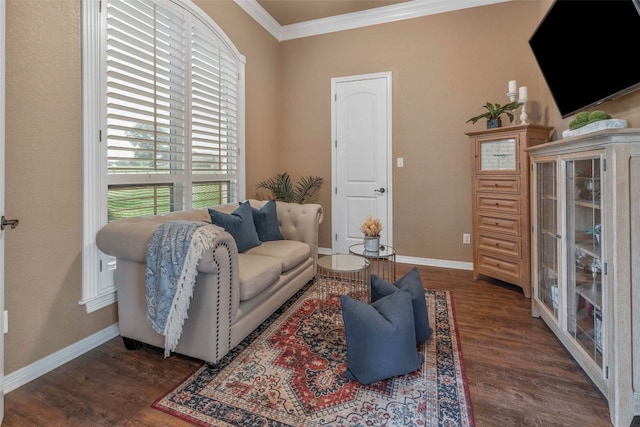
[566,157,603,367]
[477,138,518,172]
[536,161,559,318]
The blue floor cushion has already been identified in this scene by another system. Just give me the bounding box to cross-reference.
[370,266,433,342]
[340,288,424,385]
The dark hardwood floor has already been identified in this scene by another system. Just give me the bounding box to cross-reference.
[4,264,635,426]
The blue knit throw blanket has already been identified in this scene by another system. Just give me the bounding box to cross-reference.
[145,220,223,357]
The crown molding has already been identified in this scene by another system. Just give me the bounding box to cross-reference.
[234,0,283,39]
[234,0,509,42]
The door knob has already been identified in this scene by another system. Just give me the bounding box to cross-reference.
[1,216,19,230]
[374,187,386,194]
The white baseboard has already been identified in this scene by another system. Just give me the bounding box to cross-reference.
[3,323,120,394]
[395,254,473,271]
[318,247,473,271]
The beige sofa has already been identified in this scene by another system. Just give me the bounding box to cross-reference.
[96,199,323,364]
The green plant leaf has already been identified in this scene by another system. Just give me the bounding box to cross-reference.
[293,175,324,203]
[256,172,323,203]
[466,113,490,124]
[467,101,523,123]
[256,172,294,202]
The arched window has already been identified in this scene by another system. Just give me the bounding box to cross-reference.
[81,0,245,312]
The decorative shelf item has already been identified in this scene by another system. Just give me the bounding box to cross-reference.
[562,119,627,138]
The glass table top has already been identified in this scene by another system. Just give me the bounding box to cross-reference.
[349,243,395,258]
[317,254,369,273]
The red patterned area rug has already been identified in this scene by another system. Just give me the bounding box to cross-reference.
[152,282,475,426]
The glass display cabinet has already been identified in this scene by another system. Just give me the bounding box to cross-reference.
[533,160,559,319]
[566,157,603,366]
[532,151,605,373]
[565,155,606,367]
[528,129,640,427]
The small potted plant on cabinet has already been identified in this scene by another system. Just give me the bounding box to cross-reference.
[467,101,522,129]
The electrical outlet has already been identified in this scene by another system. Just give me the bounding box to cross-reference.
[397,157,404,167]
[463,233,471,245]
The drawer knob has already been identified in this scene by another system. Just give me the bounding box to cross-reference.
[495,243,500,247]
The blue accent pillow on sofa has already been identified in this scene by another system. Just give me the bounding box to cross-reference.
[340,289,424,385]
[241,200,284,242]
[208,202,261,252]
[370,266,433,342]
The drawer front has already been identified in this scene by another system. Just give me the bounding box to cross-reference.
[477,233,522,258]
[476,194,521,215]
[477,252,522,283]
[477,214,521,236]
[476,177,520,194]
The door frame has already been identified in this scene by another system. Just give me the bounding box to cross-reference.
[330,71,393,253]
[1,0,6,420]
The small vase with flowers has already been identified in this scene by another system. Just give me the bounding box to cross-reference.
[361,215,383,252]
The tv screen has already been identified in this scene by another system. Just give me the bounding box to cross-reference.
[529,0,640,118]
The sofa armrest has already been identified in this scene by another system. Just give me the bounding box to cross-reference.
[96,213,239,271]
[96,219,162,263]
[96,216,241,318]
[95,209,212,263]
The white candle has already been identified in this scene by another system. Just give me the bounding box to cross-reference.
[508,80,517,93]
[519,86,528,100]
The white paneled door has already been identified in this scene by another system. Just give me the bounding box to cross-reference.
[331,72,392,254]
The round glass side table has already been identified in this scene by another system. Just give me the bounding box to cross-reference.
[316,254,370,333]
[349,243,396,282]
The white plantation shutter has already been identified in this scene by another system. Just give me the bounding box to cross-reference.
[105,0,241,220]
[189,18,239,207]
[81,0,245,312]
[106,0,186,176]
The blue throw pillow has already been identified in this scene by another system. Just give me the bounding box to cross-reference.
[208,202,261,252]
[370,266,433,342]
[340,288,424,385]
[241,200,284,242]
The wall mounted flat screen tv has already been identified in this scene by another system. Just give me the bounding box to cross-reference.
[529,0,640,118]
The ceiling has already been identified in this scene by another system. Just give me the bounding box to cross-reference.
[256,0,410,26]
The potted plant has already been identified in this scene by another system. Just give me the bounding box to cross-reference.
[256,172,323,203]
[361,215,383,252]
[467,102,522,129]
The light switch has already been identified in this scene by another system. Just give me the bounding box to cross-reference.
[397,157,404,167]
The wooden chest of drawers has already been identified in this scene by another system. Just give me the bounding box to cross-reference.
[467,124,553,297]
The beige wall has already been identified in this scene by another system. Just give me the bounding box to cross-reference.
[278,0,640,256]
[4,0,280,375]
[5,0,117,375]
[5,0,640,377]
[279,1,553,258]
